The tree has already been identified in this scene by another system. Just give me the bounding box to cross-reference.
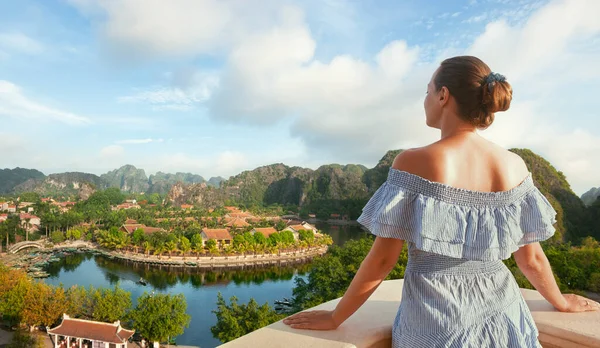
[205,239,217,251]
[22,282,68,331]
[104,187,125,205]
[190,233,203,258]
[128,292,191,345]
[253,232,267,245]
[165,240,178,259]
[180,236,191,259]
[0,266,30,326]
[211,293,284,343]
[7,331,44,348]
[50,231,65,244]
[90,284,132,323]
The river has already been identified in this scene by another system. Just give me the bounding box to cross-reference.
[43,222,369,348]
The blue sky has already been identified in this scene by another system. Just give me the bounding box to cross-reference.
[0,0,598,194]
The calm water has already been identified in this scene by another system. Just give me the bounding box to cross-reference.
[44,223,368,348]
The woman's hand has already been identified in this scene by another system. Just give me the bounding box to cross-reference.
[283,310,339,330]
[557,294,600,312]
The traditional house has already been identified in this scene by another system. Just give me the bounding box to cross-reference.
[300,221,319,234]
[19,213,41,232]
[113,202,140,211]
[0,214,7,222]
[119,224,164,234]
[201,228,233,248]
[224,217,250,228]
[228,211,253,219]
[308,213,317,219]
[6,205,16,213]
[47,314,134,348]
[224,206,241,213]
[251,227,278,239]
[282,224,308,240]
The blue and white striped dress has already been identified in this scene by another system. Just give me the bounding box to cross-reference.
[357,169,557,348]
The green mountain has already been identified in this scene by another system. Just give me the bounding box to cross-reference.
[0,168,45,194]
[581,187,600,206]
[148,172,206,194]
[13,172,106,200]
[509,149,588,242]
[100,165,149,193]
[168,148,593,243]
[208,176,225,188]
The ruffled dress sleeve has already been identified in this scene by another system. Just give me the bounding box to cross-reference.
[357,169,557,261]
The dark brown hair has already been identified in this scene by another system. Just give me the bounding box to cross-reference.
[434,56,512,129]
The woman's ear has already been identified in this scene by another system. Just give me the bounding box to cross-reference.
[439,86,450,107]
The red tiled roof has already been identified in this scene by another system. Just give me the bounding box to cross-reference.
[202,228,232,240]
[125,219,138,224]
[253,227,278,238]
[225,218,250,228]
[48,315,134,344]
[121,224,164,234]
[19,213,40,220]
[180,204,193,209]
[289,224,306,232]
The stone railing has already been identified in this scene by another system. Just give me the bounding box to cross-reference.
[218,279,600,348]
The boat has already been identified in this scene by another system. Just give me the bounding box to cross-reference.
[137,277,147,286]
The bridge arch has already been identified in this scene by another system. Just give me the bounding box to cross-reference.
[8,241,45,254]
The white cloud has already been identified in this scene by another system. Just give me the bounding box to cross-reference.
[68,0,600,192]
[215,151,249,174]
[0,32,44,55]
[119,74,219,110]
[0,80,91,125]
[99,145,125,158]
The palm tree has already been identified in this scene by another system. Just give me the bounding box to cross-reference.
[165,241,178,259]
[143,241,152,257]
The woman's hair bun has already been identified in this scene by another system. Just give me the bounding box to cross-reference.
[434,56,513,129]
[481,72,512,114]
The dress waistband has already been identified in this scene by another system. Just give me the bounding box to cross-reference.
[406,251,506,275]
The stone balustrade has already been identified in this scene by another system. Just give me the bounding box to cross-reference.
[218,279,600,348]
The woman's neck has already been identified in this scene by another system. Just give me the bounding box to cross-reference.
[439,113,477,139]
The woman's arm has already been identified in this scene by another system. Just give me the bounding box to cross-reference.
[513,242,599,312]
[283,237,404,330]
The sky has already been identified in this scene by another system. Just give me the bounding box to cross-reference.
[0,0,598,195]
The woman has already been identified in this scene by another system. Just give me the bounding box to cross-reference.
[283,56,600,347]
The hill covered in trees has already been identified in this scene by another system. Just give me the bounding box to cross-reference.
[167,148,597,244]
[0,165,223,196]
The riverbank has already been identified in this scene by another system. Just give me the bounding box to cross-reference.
[0,241,328,273]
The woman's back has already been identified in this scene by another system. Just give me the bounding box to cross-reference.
[395,132,529,194]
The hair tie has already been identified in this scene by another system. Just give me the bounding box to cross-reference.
[483,72,506,92]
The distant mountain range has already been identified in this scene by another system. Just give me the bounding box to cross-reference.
[0,165,225,196]
[167,148,596,243]
[581,187,600,206]
[1,149,597,243]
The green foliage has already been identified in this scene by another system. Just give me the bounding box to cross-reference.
[7,331,44,348]
[298,229,315,243]
[50,231,65,244]
[103,187,126,205]
[128,292,191,343]
[180,236,191,255]
[211,293,285,343]
[253,232,267,245]
[205,239,217,250]
[90,283,132,322]
[18,192,40,203]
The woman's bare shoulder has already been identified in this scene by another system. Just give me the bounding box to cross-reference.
[391,146,446,181]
